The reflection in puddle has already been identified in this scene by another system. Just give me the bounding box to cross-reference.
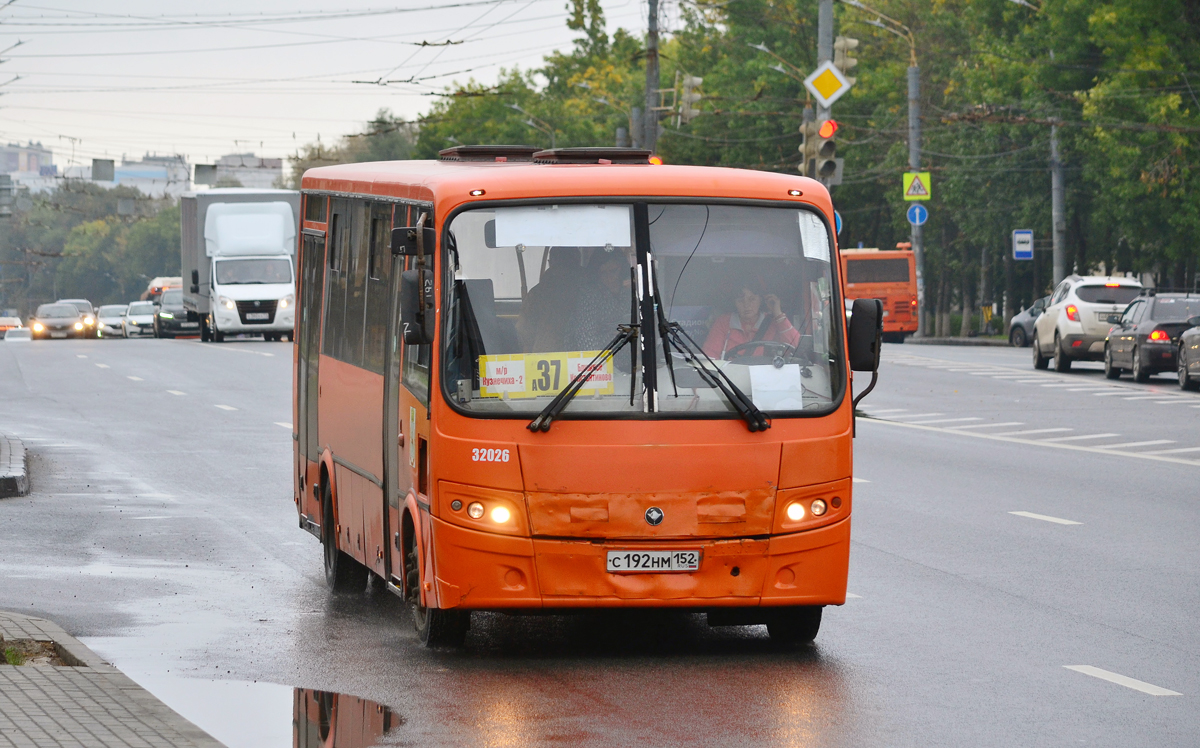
[294,688,401,748]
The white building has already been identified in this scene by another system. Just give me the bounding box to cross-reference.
[57,154,192,198]
[213,153,284,189]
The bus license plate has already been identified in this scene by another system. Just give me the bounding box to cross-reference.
[606,550,700,573]
[246,312,269,320]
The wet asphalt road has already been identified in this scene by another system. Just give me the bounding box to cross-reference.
[0,337,1197,747]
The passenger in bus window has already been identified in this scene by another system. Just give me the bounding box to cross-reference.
[702,283,800,360]
[564,250,633,351]
[517,247,583,352]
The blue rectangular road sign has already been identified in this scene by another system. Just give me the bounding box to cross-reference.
[1012,229,1034,261]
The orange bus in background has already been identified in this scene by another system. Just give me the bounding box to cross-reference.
[840,247,917,342]
[292,146,882,647]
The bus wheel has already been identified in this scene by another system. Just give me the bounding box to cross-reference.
[321,480,367,592]
[766,606,822,646]
[406,537,469,647]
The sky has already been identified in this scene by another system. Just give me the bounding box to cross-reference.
[0,0,650,169]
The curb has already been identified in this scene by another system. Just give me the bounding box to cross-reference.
[0,610,226,747]
[904,337,1011,348]
[0,433,29,498]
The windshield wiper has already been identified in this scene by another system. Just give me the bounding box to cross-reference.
[651,270,770,432]
[527,324,638,432]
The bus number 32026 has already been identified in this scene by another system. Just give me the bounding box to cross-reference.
[471,448,511,462]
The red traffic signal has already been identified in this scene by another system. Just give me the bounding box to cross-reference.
[817,119,838,139]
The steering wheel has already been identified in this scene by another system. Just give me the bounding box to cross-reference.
[725,340,796,361]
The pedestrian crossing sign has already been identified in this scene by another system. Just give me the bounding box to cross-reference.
[903,172,931,201]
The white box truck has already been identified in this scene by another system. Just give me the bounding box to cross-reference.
[180,188,301,342]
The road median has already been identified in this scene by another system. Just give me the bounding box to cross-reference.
[0,433,28,498]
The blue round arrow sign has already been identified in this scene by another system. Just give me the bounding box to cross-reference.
[835,210,843,235]
[907,204,928,226]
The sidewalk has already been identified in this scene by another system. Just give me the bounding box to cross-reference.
[0,611,224,748]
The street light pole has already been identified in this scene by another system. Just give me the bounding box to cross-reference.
[644,0,661,152]
[817,0,834,124]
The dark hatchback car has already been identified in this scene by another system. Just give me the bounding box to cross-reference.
[1105,293,1200,382]
[153,288,200,338]
[29,303,87,339]
[1177,315,1200,391]
[1008,296,1048,347]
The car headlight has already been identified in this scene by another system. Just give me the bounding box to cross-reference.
[279,294,295,310]
[159,311,174,319]
[32,322,44,332]
[74,322,84,330]
[84,316,95,325]
[219,296,235,310]
[127,319,137,325]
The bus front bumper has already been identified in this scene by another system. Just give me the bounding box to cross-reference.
[427,516,850,610]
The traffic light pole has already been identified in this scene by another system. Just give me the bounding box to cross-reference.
[817,0,834,124]
[1050,121,1066,286]
[908,64,926,337]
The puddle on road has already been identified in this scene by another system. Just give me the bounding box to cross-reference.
[108,674,400,748]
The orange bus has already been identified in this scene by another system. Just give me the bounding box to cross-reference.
[292,146,883,647]
[840,246,917,342]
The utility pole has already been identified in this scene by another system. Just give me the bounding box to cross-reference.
[1050,121,1066,286]
[909,64,925,336]
[644,0,661,152]
[816,0,834,124]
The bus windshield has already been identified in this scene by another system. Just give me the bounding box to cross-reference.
[443,202,843,418]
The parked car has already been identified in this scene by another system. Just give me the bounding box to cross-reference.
[1008,296,1048,347]
[29,303,87,339]
[1105,293,1200,382]
[1033,276,1144,371]
[0,316,22,339]
[1176,314,1200,391]
[153,288,200,338]
[123,301,157,337]
[95,304,128,338]
[56,298,97,334]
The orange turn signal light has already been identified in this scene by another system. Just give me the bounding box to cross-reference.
[648,156,663,165]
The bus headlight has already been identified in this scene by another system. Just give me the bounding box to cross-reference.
[810,499,827,516]
[467,502,484,519]
[490,506,511,524]
[785,502,805,521]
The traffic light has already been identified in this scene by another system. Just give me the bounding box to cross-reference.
[0,174,12,218]
[679,75,703,124]
[834,36,859,86]
[815,119,838,179]
[798,117,820,177]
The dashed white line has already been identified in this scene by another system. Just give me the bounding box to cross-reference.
[76,354,87,358]
[1098,440,1175,450]
[275,422,293,429]
[1123,395,1173,401]
[214,404,238,411]
[127,376,143,381]
[1092,391,1130,397]
[992,427,1073,437]
[1063,666,1181,696]
[846,593,862,599]
[167,390,186,396]
[947,422,1024,430]
[1010,511,1082,525]
[852,478,869,483]
[866,408,908,414]
[898,413,944,419]
[1152,400,1186,405]
[1142,446,1200,455]
[95,363,109,369]
[905,417,982,425]
[1040,433,1120,443]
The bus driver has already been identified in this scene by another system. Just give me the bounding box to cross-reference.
[702,283,800,360]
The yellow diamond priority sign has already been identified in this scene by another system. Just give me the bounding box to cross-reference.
[803,61,853,108]
[903,171,931,201]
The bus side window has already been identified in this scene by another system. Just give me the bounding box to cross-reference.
[322,203,350,361]
[363,203,392,375]
[397,205,431,406]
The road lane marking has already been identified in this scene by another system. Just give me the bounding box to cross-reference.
[1098,440,1175,450]
[1010,511,1082,525]
[167,390,186,396]
[1142,446,1200,455]
[127,376,143,381]
[992,428,1073,436]
[1041,383,1085,388]
[864,419,1200,468]
[1152,400,1186,404]
[1014,379,1050,383]
[947,422,1024,430]
[95,363,110,369]
[866,408,908,414]
[214,404,238,411]
[76,354,87,358]
[852,478,869,483]
[905,417,982,425]
[1063,666,1181,696]
[899,413,944,419]
[1067,387,1119,392]
[275,422,292,429]
[1040,433,1120,442]
[846,593,862,599]
[1093,391,1131,396]
[1123,395,1173,401]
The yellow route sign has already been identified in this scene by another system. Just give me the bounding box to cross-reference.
[903,172,931,201]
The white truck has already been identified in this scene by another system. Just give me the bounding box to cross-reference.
[180,188,301,342]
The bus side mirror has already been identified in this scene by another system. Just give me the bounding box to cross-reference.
[847,298,883,372]
[391,226,436,257]
[400,268,434,344]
